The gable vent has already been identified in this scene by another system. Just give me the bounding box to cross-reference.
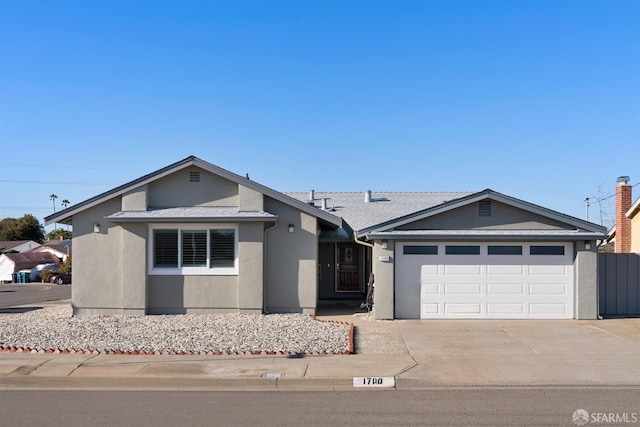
[189,171,200,182]
[479,200,492,216]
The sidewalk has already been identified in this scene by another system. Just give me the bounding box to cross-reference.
[2,302,640,390]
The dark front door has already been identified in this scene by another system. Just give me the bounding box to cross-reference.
[336,243,362,292]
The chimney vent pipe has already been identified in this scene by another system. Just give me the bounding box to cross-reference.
[309,190,315,201]
[617,176,630,185]
[364,190,372,203]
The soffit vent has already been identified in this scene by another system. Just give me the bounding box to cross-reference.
[189,171,200,182]
[479,200,492,216]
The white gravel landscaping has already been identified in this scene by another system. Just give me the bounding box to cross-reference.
[0,305,352,355]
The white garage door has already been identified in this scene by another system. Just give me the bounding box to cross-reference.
[395,242,574,319]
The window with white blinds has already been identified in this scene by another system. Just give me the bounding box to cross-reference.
[210,229,235,268]
[181,230,207,267]
[151,226,237,274]
[154,230,179,267]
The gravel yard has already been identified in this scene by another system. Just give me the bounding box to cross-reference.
[0,305,352,355]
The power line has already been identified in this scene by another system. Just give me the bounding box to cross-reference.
[0,162,144,173]
[0,179,119,186]
[585,182,639,202]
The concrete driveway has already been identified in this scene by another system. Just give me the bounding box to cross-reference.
[342,314,640,386]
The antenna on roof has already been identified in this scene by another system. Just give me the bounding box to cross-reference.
[245,173,250,180]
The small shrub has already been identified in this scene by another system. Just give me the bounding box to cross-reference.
[40,269,55,283]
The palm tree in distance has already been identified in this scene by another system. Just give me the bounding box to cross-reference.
[49,194,58,212]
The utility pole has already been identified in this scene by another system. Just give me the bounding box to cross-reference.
[49,194,58,231]
[62,199,70,232]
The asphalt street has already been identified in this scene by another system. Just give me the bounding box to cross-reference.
[1,388,639,426]
[0,283,70,311]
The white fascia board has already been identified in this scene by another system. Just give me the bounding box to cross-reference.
[626,197,640,219]
[364,230,606,241]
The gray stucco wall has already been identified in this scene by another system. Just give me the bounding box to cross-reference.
[148,166,238,208]
[122,185,148,211]
[238,222,264,313]
[238,185,264,211]
[120,223,147,315]
[399,201,571,231]
[72,198,125,315]
[264,198,318,314]
[372,241,394,320]
[147,275,239,314]
[575,240,598,320]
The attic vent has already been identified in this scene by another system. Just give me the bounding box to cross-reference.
[479,200,492,216]
[189,171,200,182]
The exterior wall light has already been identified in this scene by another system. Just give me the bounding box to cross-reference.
[93,223,100,233]
[288,224,295,233]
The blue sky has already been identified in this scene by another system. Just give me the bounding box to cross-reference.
[1,0,638,231]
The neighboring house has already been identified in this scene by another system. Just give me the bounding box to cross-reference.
[0,240,41,254]
[607,176,639,254]
[45,156,606,319]
[626,195,640,254]
[0,252,60,282]
[27,240,72,262]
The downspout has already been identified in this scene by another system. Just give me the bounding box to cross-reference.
[353,231,375,309]
[353,231,374,248]
[263,221,279,314]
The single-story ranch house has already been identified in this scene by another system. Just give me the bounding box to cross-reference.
[45,156,606,320]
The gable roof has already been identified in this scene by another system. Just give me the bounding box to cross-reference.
[361,189,607,240]
[0,240,40,252]
[0,252,60,270]
[44,156,342,227]
[26,244,72,258]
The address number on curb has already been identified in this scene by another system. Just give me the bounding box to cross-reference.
[353,377,395,388]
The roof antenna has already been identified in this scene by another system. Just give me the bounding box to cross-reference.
[245,173,250,180]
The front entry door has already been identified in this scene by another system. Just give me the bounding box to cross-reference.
[336,243,362,292]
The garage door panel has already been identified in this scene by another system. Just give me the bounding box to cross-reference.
[487,283,525,295]
[445,283,481,294]
[421,283,439,294]
[420,265,438,275]
[529,264,567,275]
[445,264,481,275]
[487,303,524,315]
[421,303,440,316]
[529,283,566,295]
[529,303,567,315]
[395,242,574,319]
[487,265,524,275]
[445,303,481,315]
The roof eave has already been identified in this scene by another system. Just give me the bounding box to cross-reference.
[363,231,607,241]
[105,216,278,223]
[626,197,640,219]
[45,156,342,227]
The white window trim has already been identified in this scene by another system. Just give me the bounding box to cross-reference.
[148,223,238,276]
